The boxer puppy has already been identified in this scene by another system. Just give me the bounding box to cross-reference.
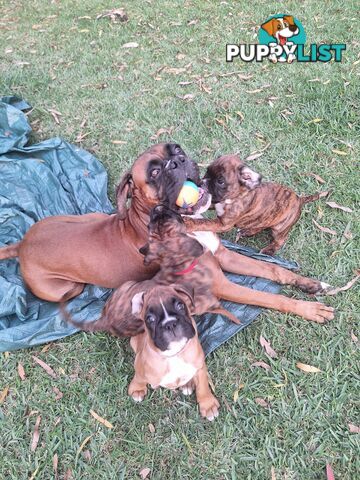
[128,285,220,421]
[184,154,328,255]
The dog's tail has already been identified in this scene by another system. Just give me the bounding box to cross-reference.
[0,242,21,260]
[59,302,104,332]
[300,191,329,205]
[209,307,241,325]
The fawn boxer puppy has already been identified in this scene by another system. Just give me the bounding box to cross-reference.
[184,154,328,255]
[128,284,220,421]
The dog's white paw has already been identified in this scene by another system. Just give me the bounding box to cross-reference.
[181,384,194,396]
[320,281,333,292]
[131,391,146,402]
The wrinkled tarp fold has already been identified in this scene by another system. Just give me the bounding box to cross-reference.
[0,96,298,355]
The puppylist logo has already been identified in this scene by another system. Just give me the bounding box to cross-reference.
[227,14,346,64]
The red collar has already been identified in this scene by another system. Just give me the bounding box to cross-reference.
[174,259,198,276]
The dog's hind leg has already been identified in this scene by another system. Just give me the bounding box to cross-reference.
[215,243,328,294]
[214,276,334,324]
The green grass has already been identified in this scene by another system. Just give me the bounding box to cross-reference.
[1,0,359,478]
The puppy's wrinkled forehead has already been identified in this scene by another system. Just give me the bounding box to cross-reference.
[210,154,244,174]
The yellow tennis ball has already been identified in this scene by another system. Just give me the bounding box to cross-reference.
[176,181,200,208]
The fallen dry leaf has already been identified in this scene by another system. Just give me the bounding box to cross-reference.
[325,271,359,296]
[309,173,326,184]
[53,453,58,479]
[111,140,127,145]
[0,386,9,404]
[29,467,40,480]
[245,152,264,161]
[351,331,358,343]
[18,363,26,380]
[122,42,139,49]
[251,361,271,370]
[259,335,278,358]
[48,108,61,125]
[64,468,72,480]
[271,466,276,480]
[90,409,113,429]
[326,201,353,213]
[332,149,347,156]
[53,387,63,400]
[296,362,321,373]
[307,118,323,124]
[163,66,187,75]
[348,423,360,433]
[326,464,335,480]
[148,423,155,434]
[31,415,41,452]
[233,383,245,402]
[32,355,57,378]
[77,435,93,457]
[41,343,52,353]
[150,126,174,140]
[312,219,337,236]
[83,449,91,461]
[140,467,151,479]
[96,8,128,23]
[255,397,269,408]
[180,93,195,101]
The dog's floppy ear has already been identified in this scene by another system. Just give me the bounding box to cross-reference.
[182,236,204,259]
[173,283,195,310]
[284,15,296,26]
[261,18,276,37]
[116,171,133,220]
[131,291,145,315]
[143,242,165,266]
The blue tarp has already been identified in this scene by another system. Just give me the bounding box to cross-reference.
[0,97,298,355]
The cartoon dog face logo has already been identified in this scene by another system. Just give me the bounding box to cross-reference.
[261,15,299,46]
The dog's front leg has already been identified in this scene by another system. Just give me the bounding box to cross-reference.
[193,365,220,421]
[128,370,148,402]
[184,216,234,233]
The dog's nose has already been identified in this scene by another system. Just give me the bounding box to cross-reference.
[165,158,183,170]
[289,25,298,32]
[162,319,178,331]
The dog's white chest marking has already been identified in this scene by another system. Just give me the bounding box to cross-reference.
[215,203,225,216]
[190,231,220,254]
[158,357,197,389]
[186,213,220,254]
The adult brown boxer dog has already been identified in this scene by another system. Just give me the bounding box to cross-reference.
[0,143,199,302]
[0,143,333,322]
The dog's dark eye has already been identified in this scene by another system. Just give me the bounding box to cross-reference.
[174,300,185,311]
[150,168,160,178]
[216,177,225,186]
[146,313,156,323]
[277,25,281,29]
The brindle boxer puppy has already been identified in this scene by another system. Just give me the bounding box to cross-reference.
[128,285,220,421]
[62,206,239,336]
[184,154,328,255]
